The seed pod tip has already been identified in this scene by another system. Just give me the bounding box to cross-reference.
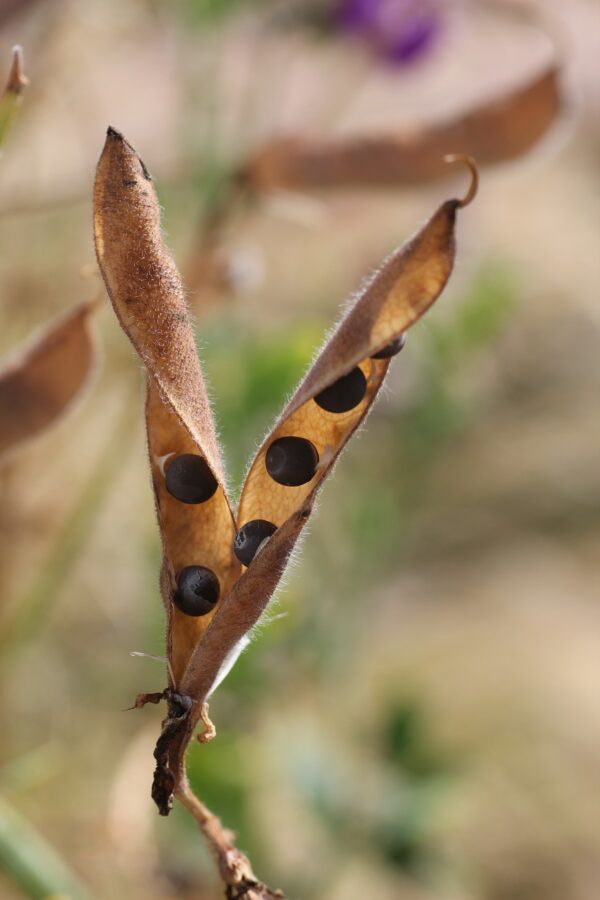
[106,124,123,140]
[101,126,152,182]
[6,45,28,95]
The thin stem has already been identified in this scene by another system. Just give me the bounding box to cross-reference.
[183,173,252,308]
[175,777,284,900]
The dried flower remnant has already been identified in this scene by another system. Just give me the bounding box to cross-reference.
[241,66,560,191]
[0,46,29,148]
[338,0,444,65]
[94,128,476,896]
[0,301,97,457]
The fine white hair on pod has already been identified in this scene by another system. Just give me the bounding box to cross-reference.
[207,635,252,697]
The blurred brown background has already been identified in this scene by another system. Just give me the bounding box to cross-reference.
[0,1,599,898]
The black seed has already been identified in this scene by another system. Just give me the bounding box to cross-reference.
[265,436,318,487]
[165,454,218,504]
[371,333,406,359]
[234,519,277,566]
[174,566,220,617]
[314,367,367,413]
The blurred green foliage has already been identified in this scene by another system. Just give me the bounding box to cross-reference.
[382,697,447,778]
[0,795,90,900]
[187,732,257,858]
[0,0,595,895]
[181,0,265,25]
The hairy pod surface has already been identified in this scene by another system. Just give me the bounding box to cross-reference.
[94,129,240,684]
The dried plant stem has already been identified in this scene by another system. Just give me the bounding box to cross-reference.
[145,695,282,895]
[175,779,283,900]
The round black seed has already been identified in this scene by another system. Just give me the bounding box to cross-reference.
[165,453,218,504]
[371,333,406,359]
[234,519,277,566]
[314,367,367,414]
[265,436,318,487]
[174,565,220,617]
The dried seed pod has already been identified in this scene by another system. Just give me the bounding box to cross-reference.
[179,157,478,706]
[241,67,559,191]
[94,128,241,684]
[95,128,478,824]
[0,301,97,457]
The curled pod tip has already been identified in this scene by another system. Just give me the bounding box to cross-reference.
[443,154,479,209]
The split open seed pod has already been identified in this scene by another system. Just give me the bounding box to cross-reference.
[94,129,477,814]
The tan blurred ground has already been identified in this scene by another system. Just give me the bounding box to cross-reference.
[0,1,599,898]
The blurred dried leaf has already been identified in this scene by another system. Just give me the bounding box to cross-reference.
[0,301,97,457]
[0,0,42,28]
[241,66,560,190]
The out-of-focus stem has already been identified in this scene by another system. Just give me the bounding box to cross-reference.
[0,793,91,900]
[0,388,137,670]
[184,173,252,311]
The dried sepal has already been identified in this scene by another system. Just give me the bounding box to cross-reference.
[241,66,559,191]
[0,301,97,457]
[179,157,478,711]
[94,129,240,684]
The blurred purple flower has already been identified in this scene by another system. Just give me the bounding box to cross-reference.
[338,0,444,65]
